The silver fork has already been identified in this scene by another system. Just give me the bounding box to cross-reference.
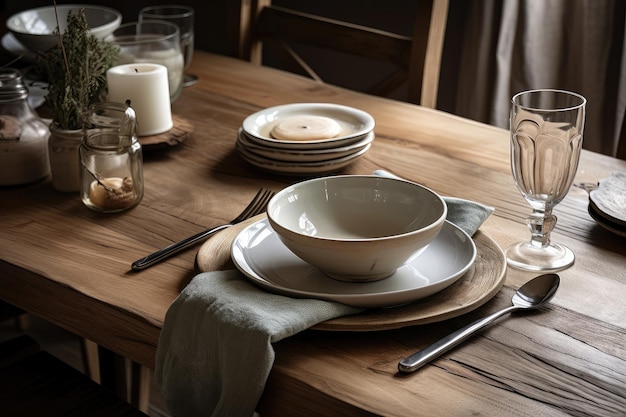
[131,188,275,271]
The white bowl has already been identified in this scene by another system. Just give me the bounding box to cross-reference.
[266,175,447,282]
[7,4,122,52]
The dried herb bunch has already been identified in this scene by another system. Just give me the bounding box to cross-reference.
[40,9,119,130]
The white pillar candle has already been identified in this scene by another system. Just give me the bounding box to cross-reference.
[106,63,173,136]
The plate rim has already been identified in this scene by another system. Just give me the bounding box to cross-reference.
[237,139,372,167]
[237,142,371,174]
[241,102,375,147]
[237,128,374,161]
[231,218,477,308]
[588,196,626,227]
[314,229,506,331]
[588,170,626,225]
[588,203,626,237]
[195,214,507,332]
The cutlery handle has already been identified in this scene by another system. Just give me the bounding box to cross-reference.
[398,306,517,373]
[131,224,231,271]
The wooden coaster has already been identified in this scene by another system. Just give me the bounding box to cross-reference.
[138,114,193,150]
[195,214,507,332]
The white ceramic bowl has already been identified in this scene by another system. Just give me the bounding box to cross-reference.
[6,5,122,52]
[267,175,447,282]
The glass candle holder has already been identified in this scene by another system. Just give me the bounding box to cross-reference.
[107,21,184,102]
[139,5,196,87]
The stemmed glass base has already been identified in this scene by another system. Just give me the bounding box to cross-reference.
[505,241,574,272]
[505,208,575,272]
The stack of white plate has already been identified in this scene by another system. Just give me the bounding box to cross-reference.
[237,103,375,175]
[587,170,626,237]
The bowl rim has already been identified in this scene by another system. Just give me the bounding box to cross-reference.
[267,174,448,243]
[6,4,122,35]
[139,5,195,19]
[108,20,181,45]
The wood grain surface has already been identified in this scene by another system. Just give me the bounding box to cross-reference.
[138,114,193,150]
[1,51,625,417]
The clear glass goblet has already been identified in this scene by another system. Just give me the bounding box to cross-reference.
[506,89,586,272]
[107,21,185,102]
[139,5,196,87]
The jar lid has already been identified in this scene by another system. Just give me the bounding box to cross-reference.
[0,68,28,101]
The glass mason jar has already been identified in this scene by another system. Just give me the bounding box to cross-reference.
[0,68,50,186]
[79,131,143,213]
[83,101,138,136]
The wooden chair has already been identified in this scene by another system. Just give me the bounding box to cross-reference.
[237,0,449,108]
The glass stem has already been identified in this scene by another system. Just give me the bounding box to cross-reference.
[526,208,556,248]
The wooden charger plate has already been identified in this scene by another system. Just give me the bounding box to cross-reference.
[196,214,507,331]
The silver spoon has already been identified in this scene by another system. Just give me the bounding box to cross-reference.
[81,161,114,193]
[398,273,560,373]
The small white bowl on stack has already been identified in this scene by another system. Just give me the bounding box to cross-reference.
[237,103,375,175]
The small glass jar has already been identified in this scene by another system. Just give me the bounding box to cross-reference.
[83,101,137,136]
[79,131,143,213]
[0,68,50,186]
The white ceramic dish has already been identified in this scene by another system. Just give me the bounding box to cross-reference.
[237,141,371,175]
[589,200,626,228]
[237,128,374,163]
[241,126,370,151]
[588,204,626,237]
[1,33,37,62]
[241,127,369,151]
[6,4,122,52]
[241,103,375,149]
[232,218,476,308]
[266,175,447,281]
[589,170,626,226]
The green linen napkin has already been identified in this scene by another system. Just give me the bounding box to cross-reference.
[155,173,494,417]
[155,272,361,417]
[373,169,494,234]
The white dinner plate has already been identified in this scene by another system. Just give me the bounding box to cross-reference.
[241,103,375,149]
[589,170,626,227]
[231,218,477,308]
[237,141,371,175]
[241,127,370,151]
[237,128,374,163]
[588,204,626,237]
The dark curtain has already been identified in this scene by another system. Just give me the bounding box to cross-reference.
[439,0,626,157]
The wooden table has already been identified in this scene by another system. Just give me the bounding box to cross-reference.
[1,51,625,416]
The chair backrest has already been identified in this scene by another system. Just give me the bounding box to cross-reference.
[238,0,449,108]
